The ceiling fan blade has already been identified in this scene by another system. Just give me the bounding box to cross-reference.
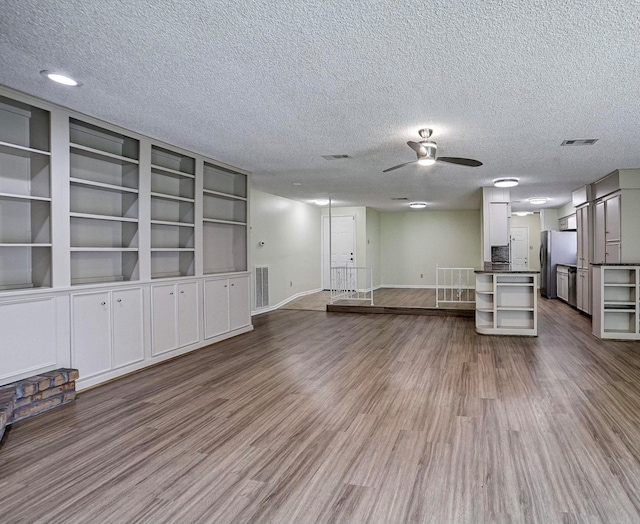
[407,141,427,155]
[436,157,483,167]
[383,160,417,173]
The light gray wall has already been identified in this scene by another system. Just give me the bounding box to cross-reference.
[510,213,541,271]
[250,190,321,310]
[557,201,577,219]
[379,210,482,287]
[366,208,381,287]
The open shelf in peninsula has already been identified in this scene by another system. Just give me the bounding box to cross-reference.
[592,264,640,339]
[474,269,538,336]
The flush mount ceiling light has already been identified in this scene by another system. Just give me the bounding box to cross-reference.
[409,202,427,209]
[314,199,329,206]
[40,70,81,86]
[513,211,533,216]
[528,197,548,205]
[494,178,519,188]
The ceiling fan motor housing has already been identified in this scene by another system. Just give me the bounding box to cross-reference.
[418,140,437,160]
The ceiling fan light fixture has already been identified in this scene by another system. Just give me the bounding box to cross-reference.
[409,202,428,209]
[417,157,436,166]
[494,178,519,188]
[40,70,81,86]
[528,197,548,205]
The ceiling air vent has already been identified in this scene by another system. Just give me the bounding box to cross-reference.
[321,154,352,160]
[561,139,599,146]
[391,197,409,200]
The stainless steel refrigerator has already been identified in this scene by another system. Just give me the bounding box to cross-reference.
[540,230,577,298]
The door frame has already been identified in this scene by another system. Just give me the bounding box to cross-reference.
[321,214,356,290]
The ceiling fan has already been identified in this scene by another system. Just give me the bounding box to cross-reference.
[383,128,483,172]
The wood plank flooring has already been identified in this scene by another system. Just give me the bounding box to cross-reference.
[2,298,640,522]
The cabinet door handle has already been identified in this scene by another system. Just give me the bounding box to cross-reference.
[101,301,106,305]
[180,290,184,294]
[231,283,235,287]
[117,299,122,303]
[170,292,174,295]
[224,285,228,288]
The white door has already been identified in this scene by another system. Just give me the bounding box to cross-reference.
[229,275,250,331]
[510,227,529,270]
[204,278,229,339]
[72,291,112,378]
[151,284,178,355]
[322,215,355,289]
[177,282,199,347]
[112,288,144,369]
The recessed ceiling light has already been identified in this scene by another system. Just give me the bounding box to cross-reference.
[494,178,519,188]
[314,199,329,206]
[409,202,427,209]
[528,197,548,205]
[40,70,81,86]
[292,182,301,186]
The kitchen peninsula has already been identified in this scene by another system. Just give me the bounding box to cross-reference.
[475,264,540,336]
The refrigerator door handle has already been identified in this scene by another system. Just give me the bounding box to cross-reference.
[539,245,544,267]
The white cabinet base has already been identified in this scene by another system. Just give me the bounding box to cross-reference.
[475,272,538,336]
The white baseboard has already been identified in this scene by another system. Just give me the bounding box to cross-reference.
[252,287,323,316]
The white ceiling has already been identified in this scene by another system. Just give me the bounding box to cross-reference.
[1,0,639,211]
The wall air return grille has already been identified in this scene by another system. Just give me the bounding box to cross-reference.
[561,139,599,146]
[255,266,269,309]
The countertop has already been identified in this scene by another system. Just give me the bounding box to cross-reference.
[474,263,541,274]
[557,263,577,268]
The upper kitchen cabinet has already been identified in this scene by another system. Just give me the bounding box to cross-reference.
[482,187,511,262]
[592,170,640,264]
[0,95,52,291]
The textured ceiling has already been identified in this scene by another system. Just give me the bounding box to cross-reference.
[1,0,639,211]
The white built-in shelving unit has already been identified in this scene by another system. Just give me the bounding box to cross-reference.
[592,265,640,339]
[202,161,247,274]
[150,145,196,279]
[475,272,538,336]
[0,87,253,391]
[69,118,140,285]
[0,95,52,291]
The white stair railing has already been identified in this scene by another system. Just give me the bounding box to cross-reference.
[436,266,475,307]
[330,266,374,305]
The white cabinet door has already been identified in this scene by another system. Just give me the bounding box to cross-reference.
[204,278,229,339]
[489,203,509,245]
[577,268,590,314]
[152,284,177,355]
[606,242,621,264]
[605,194,621,242]
[593,200,605,264]
[577,206,589,268]
[112,288,144,368]
[0,297,57,384]
[178,282,199,347]
[72,292,111,379]
[229,275,250,331]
